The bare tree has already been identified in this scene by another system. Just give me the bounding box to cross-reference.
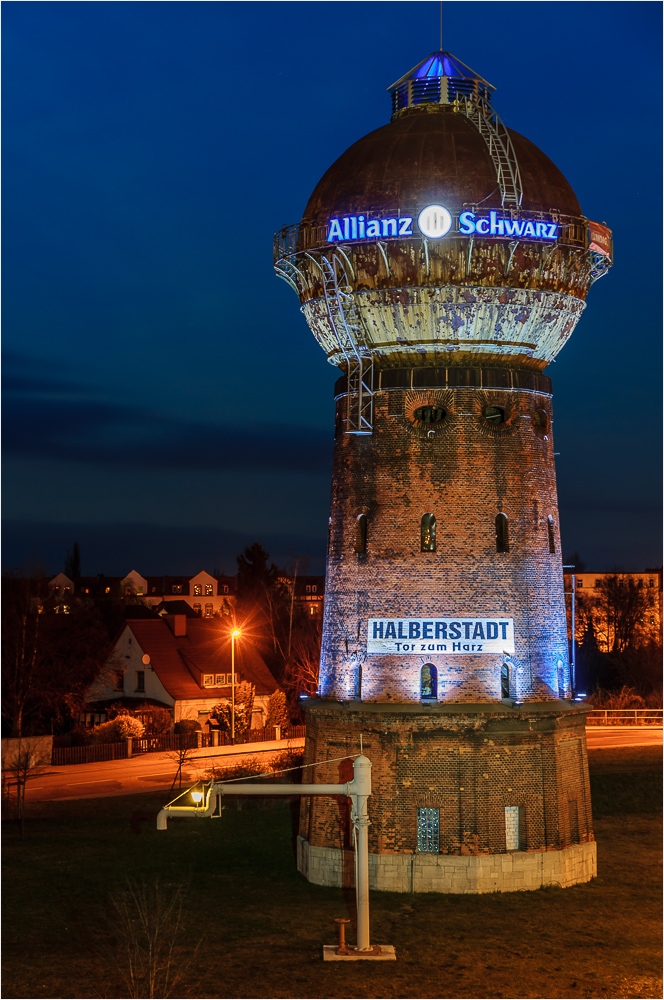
[107,878,202,998]
[591,574,659,653]
[2,736,51,837]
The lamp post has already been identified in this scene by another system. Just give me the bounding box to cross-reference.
[563,565,576,696]
[231,628,241,743]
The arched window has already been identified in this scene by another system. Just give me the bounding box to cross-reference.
[354,514,367,553]
[421,663,437,700]
[501,663,511,699]
[421,513,436,552]
[495,512,509,553]
[547,515,556,553]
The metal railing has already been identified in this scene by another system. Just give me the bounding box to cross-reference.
[51,726,307,766]
[585,709,663,727]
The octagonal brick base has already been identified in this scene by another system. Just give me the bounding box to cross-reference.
[297,836,596,893]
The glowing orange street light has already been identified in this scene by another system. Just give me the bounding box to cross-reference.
[231,629,242,743]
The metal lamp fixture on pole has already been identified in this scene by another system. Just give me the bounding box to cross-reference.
[231,628,241,743]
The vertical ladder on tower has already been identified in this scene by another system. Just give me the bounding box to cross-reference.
[320,253,374,435]
[458,95,523,208]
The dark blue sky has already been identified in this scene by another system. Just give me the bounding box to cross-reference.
[3,1,661,576]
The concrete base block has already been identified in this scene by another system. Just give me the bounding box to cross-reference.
[298,836,596,894]
[323,945,396,961]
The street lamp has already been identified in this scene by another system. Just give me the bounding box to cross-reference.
[231,628,241,743]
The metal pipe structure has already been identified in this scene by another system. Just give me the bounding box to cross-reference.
[157,754,374,952]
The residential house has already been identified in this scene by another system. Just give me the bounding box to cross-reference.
[84,614,279,729]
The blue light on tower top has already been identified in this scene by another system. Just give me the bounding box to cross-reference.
[388,50,495,118]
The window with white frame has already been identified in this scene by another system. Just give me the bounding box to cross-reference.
[203,674,214,687]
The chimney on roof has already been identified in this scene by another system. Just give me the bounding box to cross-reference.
[167,614,187,637]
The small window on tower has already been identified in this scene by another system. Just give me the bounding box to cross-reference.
[547,515,556,554]
[421,663,437,700]
[413,405,446,425]
[417,807,440,853]
[421,513,436,552]
[501,663,511,699]
[505,806,520,850]
[484,405,505,424]
[495,513,509,553]
[355,514,368,553]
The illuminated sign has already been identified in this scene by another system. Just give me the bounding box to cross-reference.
[417,204,452,238]
[587,221,612,258]
[327,206,558,242]
[367,617,515,655]
[459,211,558,239]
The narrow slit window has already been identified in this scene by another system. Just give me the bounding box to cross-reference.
[500,663,510,699]
[547,515,556,553]
[355,514,367,553]
[421,513,436,552]
[417,807,440,853]
[495,512,509,553]
[421,663,437,700]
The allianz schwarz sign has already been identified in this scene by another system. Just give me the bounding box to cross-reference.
[367,617,515,655]
[327,205,559,243]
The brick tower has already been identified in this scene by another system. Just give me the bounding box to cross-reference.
[274,51,612,892]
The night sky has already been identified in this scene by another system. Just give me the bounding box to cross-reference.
[3,1,661,577]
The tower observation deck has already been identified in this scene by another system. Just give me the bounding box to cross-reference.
[275,50,612,895]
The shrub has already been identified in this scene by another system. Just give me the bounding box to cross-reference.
[173,719,201,736]
[265,690,289,730]
[89,716,144,744]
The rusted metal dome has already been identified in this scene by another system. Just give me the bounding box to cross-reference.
[302,106,581,226]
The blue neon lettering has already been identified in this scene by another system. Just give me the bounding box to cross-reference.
[343,218,350,240]
[327,219,343,241]
[546,223,558,238]
[503,219,525,237]
[351,216,358,239]
[459,211,476,234]
[523,221,536,237]
[366,219,380,237]
[475,217,490,234]
[358,215,365,238]
[490,211,504,235]
[382,218,397,237]
[398,217,413,236]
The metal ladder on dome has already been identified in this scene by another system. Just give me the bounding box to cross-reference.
[320,253,373,435]
[457,95,523,208]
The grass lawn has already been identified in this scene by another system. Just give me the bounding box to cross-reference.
[2,746,661,999]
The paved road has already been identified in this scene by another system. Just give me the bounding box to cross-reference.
[585,727,662,750]
[24,738,305,803]
[21,728,662,803]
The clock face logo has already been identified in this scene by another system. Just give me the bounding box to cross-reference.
[418,204,452,239]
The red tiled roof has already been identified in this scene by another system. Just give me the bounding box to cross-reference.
[126,619,278,700]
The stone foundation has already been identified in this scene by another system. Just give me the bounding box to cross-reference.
[297,836,596,893]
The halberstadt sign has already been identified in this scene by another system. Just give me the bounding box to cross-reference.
[367,617,514,655]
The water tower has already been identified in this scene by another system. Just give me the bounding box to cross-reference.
[274,51,612,892]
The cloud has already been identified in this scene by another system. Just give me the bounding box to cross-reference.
[2,354,332,474]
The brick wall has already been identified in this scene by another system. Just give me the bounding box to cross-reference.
[320,379,570,704]
[299,701,593,857]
